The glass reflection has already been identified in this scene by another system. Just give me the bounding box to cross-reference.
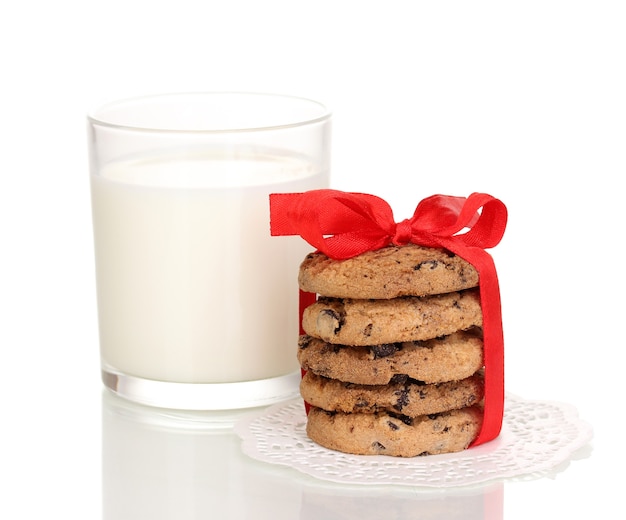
[102,390,503,520]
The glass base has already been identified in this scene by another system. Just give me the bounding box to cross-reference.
[102,367,301,411]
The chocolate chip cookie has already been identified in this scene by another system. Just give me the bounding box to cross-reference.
[299,244,479,300]
[301,289,482,347]
[297,329,484,385]
[300,371,484,417]
[306,405,483,457]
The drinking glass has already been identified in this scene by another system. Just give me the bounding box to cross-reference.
[88,92,331,409]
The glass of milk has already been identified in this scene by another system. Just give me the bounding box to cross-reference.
[88,93,331,410]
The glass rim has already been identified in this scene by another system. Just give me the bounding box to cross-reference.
[87,91,332,134]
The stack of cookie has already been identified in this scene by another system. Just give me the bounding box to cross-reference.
[296,243,485,457]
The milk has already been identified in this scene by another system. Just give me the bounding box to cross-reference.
[91,151,326,384]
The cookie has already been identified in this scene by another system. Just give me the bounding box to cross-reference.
[299,244,479,299]
[301,289,482,346]
[306,405,483,457]
[300,371,484,417]
[297,329,483,385]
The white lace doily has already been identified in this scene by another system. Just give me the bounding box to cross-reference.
[234,393,593,487]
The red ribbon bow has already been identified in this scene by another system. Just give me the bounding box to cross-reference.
[270,189,508,447]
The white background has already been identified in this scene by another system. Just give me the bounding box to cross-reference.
[1,1,624,518]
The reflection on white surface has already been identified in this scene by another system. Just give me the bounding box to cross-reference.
[102,390,503,520]
[299,485,503,520]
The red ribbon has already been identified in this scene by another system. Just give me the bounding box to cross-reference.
[270,189,507,447]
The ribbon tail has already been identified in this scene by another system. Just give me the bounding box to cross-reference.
[299,289,317,416]
[437,239,504,447]
[470,249,505,446]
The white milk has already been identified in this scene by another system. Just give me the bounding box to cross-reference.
[91,151,326,384]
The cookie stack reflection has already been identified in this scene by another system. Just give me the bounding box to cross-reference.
[297,244,485,457]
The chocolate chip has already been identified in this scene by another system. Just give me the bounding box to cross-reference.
[389,374,409,384]
[414,260,439,270]
[372,441,386,450]
[371,343,399,359]
[387,421,399,430]
[297,336,312,349]
[363,323,373,337]
[320,308,343,333]
[393,388,410,411]
[388,412,413,426]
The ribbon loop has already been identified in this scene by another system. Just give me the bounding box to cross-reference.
[270,190,507,258]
